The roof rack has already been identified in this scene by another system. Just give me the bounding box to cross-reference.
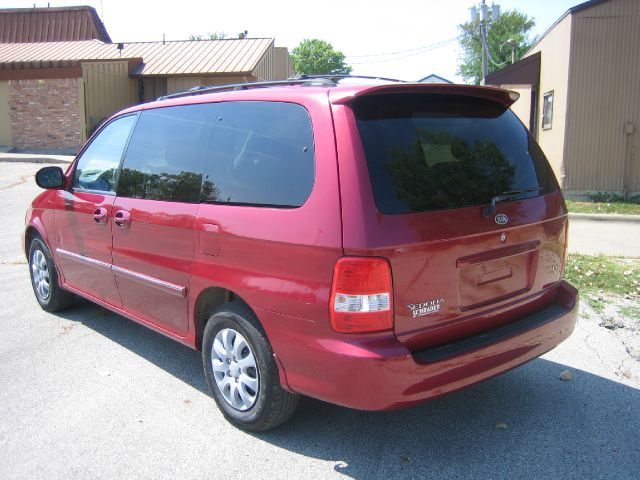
[290,74,407,83]
[157,77,336,100]
[156,74,407,101]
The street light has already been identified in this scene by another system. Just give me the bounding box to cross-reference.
[469,0,500,82]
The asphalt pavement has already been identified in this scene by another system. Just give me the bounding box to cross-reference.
[568,214,640,257]
[1,161,639,480]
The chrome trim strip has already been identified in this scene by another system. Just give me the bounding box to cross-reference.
[56,248,187,298]
[57,248,111,272]
[111,264,187,297]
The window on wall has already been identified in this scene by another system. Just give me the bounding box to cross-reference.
[542,91,554,130]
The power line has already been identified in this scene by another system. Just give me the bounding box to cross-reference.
[483,36,508,68]
[346,38,458,58]
[347,38,457,65]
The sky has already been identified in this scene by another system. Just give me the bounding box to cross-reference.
[1,0,582,82]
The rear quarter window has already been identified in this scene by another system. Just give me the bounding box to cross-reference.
[201,101,315,208]
[353,93,557,214]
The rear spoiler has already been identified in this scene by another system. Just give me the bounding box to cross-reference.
[329,84,520,108]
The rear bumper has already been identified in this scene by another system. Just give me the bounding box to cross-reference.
[264,280,578,411]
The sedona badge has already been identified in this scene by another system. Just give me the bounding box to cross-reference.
[407,298,445,318]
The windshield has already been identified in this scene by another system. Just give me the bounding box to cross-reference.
[353,93,557,214]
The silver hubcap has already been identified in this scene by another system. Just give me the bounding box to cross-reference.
[31,250,50,301]
[212,328,259,411]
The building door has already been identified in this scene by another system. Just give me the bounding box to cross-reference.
[530,86,539,139]
[0,81,11,148]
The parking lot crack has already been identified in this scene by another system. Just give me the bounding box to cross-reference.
[582,333,610,370]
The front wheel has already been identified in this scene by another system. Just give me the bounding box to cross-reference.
[202,302,299,431]
[28,236,74,312]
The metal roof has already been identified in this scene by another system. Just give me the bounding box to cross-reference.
[0,6,111,43]
[0,38,275,76]
[122,39,274,76]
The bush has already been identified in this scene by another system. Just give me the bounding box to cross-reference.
[586,192,640,204]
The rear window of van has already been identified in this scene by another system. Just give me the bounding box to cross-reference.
[353,93,557,214]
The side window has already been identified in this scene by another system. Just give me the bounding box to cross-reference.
[73,115,137,193]
[542,91,554,130]
[118,104,213,203]
[202,101,315,207]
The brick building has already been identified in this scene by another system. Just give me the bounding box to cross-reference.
[0,6,293,153]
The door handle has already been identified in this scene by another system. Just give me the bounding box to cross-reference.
[197,222,221,256]
[93,207,108,224]
[114,210,131,228]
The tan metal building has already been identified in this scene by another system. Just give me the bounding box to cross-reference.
[486,0,639,199]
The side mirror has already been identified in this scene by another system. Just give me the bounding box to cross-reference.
[35,166,65,189]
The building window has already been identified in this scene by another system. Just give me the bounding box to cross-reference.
[542,91,554,130]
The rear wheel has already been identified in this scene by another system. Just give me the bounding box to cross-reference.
[28,236,74,312]
[202,302,299,431]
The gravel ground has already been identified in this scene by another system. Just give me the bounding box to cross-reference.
[578,295,640,383]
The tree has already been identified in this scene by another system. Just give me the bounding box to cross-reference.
[291,39,352,75]
[189,32,228,40]
[457,10,536,85]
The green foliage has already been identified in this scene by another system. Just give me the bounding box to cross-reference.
[586,192,640,204]
[291,39,352,75]
[565,200,640,215]
[189,32,228,40]
[457,9,536,85]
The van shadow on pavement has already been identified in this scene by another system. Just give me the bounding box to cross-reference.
[60,299,640,480]
[57,298,208,394]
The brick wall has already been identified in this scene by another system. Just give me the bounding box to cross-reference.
[9,78,82,152]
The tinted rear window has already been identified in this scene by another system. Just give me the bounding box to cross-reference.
[353,93,557,214]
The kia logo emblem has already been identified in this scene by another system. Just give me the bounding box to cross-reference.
[495,214,509,225]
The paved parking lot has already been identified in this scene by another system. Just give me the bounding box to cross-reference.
[1,162,639,479]
[569,215,640,257]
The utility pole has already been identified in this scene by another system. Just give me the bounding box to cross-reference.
[469,0,500,83]
[480,1,489,79]
[507,39,518,64]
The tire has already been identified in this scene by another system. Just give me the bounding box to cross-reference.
[28,235,75,312]
[202,301,299,431]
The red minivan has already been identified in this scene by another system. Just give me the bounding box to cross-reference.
[24,77,578,431]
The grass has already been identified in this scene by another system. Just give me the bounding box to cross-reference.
[565,254,640,295]
[566,200,640,215]
[565,254,640,312]
[566,192,640,215]
[619,306,640,321]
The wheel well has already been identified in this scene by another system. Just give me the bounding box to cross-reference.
[24,226,40,258]
[194,287,253,351]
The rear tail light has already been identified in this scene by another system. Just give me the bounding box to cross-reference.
[330,257,393,333]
